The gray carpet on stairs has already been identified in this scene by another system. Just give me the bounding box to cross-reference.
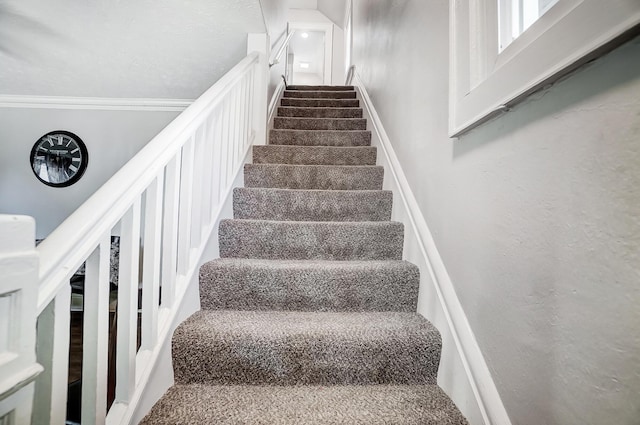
[277,106,363,118]
[199,258,420,312]
[270,129,371,146]
[281,97,360,108]
[171,310,441,385]
[140,384,468,425]
[142,85,468,425]
[287,85,355,91]
[274,117,367,130]
[284,90,357,99]
[219,219,404,260]
[253,145,377,165]
[233,188,393,221]
[244,164,384,190]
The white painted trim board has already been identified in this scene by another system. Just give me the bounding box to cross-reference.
[0,95,193,111]
[353,72,512,425]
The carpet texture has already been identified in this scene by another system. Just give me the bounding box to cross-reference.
[141,384,468,425]
[274,117,367,130]
[281,97,360,108]
[143,85,469,424]
[284,90,357,99]
[269,129,371,146]
[199,258,420,312]
[277,106,363,118]
[172,310,441,385]
[253,145,377,165]
[244,164,384,190]
[233,188,393,221]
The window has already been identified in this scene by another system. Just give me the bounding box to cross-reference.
[499,0,559,50]
[449,0,640,137]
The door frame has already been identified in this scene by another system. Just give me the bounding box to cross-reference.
[287,21,334,85]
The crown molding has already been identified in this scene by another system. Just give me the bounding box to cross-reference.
[0,95,193,112]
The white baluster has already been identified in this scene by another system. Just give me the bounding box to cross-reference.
[211,110,224,212]
[220,97,231,190]
[141,177,164,352]
[161,153,182,309]
[177,137,195,276]
[230,86,239,170]
[34,286,70,425]
[200,114,215,231]
[190,128,205,249]
[115,199,141,404]
[81,234,111,425]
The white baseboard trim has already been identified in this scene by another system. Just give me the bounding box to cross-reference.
[353,72,512,425]
[267,80,286,128]
[0,95,193,111]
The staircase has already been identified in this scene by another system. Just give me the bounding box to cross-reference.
[142,86,468,424]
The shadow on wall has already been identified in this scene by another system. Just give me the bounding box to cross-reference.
[0,1,66,61]
[453,36,640,158]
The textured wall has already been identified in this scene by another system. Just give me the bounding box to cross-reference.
[351,1,640,424]
[0,0,265,99]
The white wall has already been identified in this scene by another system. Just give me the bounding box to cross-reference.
[0,107,179,238]
[288,9,345,85]
[351,1,640,425]
[317,0,347,28]
[0,0,265,99]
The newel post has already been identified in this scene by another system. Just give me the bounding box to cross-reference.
[247,33,270,145]
[0,215,43,424]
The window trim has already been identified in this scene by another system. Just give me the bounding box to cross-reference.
[449,0,640,137]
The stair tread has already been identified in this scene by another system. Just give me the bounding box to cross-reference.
[269,129,372,147]
[141,383,469,425]
[253,145,377,165]
[218,219,404,260]
[288,85,355,90]
[281,98,360,107]
[233,187,393,221]
[277,106,363,119]
[171,310,441,385]
[244,164,384,190]
[199,258,419,312]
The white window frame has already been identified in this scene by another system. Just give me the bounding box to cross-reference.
[449,0,640,137]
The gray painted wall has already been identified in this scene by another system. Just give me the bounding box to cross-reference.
[351,1,640,424]
[0,107,179,238]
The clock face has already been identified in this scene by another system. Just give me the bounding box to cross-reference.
[30,131,88,187]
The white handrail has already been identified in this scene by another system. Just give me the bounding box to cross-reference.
[31,46,267,425]
[269,30,295,67]
[36,53,258,313]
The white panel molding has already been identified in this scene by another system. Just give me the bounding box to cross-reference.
[0,95,193,112]
[354,72,512,425]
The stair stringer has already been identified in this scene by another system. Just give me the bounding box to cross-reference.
[353,73,513,425]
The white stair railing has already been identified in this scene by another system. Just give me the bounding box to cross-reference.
[0,35,268,425]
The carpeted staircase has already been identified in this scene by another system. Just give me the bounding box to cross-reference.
[142,86,469,424]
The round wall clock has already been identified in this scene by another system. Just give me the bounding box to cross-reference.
[30,130,88,187]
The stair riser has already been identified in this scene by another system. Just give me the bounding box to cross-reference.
[233,188,392,221]
[218,220,404,261]
[269,130,371,147]
[274,117,367,131]
[287,85,355,91]
[199,260,420,312]
[284,90,357,99]
[172,312,440,386]
[244,164,384,190]
[277,107,363,118]
[253,146,377,165]
[281,98,360,108]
